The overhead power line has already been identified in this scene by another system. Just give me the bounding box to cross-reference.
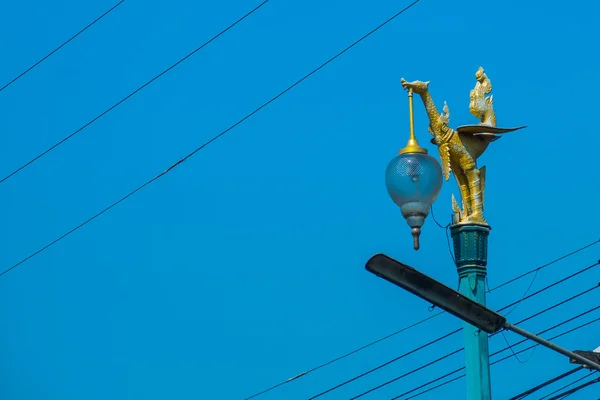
[346,282,599,400]
[538,371,598,400]
[311,276,597,399]
[397,309,600,399]
[244,310,445,400]
[0,0,270,185]
[494,262,599,313]
[0,0,422,278]
[545,376,600,400]
[487,238,600,292]
[309,266,599,400]
[308,329,460,400]
[402,315,600,400]
[0,1,125,93]
[243,241,600,399]
[507,367,584,400]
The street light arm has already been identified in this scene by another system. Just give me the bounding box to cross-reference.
[503,322,600,371]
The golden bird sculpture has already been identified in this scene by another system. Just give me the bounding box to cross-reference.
[400,67,525,225]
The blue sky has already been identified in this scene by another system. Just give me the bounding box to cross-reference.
[0,0,599,399]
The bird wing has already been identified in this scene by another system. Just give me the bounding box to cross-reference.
[456,124,526,134]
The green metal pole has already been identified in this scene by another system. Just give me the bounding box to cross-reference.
[451,224,492,400]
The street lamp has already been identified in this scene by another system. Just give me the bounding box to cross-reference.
[365,254,600,372]
[385,88,442,251]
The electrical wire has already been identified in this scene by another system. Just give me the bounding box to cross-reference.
[0,1,125,93]
[403,315,600,400]
[243,311,445,399]
[494,310,600,365]
[348,348,463,400]
[0,0,423,281]
[501,330,538,364]
[504,284,599,327]
[0,0,270,185]
[430,206,450,229]
[307,329,461,400]
[242,244,600,399]
[0,0,421,272]
[347,283,599,400]
[546,376,600,400]
[503,269,540,318]
[429,206,455,263]
[487,238,600,292]
[506,366,583,400]
[498,262,599,313]
[397,310,600,399]
[538,371,598,400]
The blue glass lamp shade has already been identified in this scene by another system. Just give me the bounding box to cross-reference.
[385,152,443,250]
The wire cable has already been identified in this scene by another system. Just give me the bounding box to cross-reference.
[506,366,583,400]
[347,283,599,400]
[403,315,600,400]
[243,311,445,399]
[538,371,598,400]
[348,348,463,400]
[0,0,270,185]
[430,206,455,263]
[0,0,421,272]
[498,262,599,313]
[307,328,460,400]
[500,330,538,364]
[487,238,600,292]
[0,1,125,93]
[504,284,599,327]
[546,376,600,400]
[242,248,600,399]
[430,206,450,229]
[398,310,600,399]
[503,269,540,318]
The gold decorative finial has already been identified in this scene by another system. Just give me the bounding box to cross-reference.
[400,69,525,225]
[399,86,428,155]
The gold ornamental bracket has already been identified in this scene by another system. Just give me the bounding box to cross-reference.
[400,67,526,226]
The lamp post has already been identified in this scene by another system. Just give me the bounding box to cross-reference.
[382,68,525,400]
